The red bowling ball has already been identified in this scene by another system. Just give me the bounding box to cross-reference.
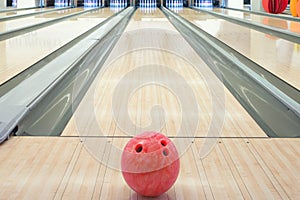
[262,0,288,14]
[121,132,180,197]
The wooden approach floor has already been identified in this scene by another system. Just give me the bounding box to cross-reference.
[0,137,299,199]
[0,8,299,200]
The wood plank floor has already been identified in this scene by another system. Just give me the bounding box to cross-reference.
[0,8,299,200]
[0,137,299,199]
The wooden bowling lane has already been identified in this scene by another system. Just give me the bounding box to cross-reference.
[212,8,300,35]
[0,7,53,18]
[0,7,115,86]
[0,7,85,33]
[179,8,300,91]
[62,7,267,139]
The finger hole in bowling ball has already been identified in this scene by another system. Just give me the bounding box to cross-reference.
[160,140,167,146]
[162,148,169,156]
[135,144,143,153]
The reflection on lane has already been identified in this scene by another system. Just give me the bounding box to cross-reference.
[212,8,300,34]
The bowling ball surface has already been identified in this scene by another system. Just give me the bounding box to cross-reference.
[262,0,288,14]
[121,132,180,197]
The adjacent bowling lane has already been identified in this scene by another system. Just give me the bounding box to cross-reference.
[212,8,300,35]
[0,7,86,33]
[0,7,55,18]
[179,8,300,90]
[0,7,117,85]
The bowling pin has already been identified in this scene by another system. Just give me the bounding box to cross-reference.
[12,0,17,7]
